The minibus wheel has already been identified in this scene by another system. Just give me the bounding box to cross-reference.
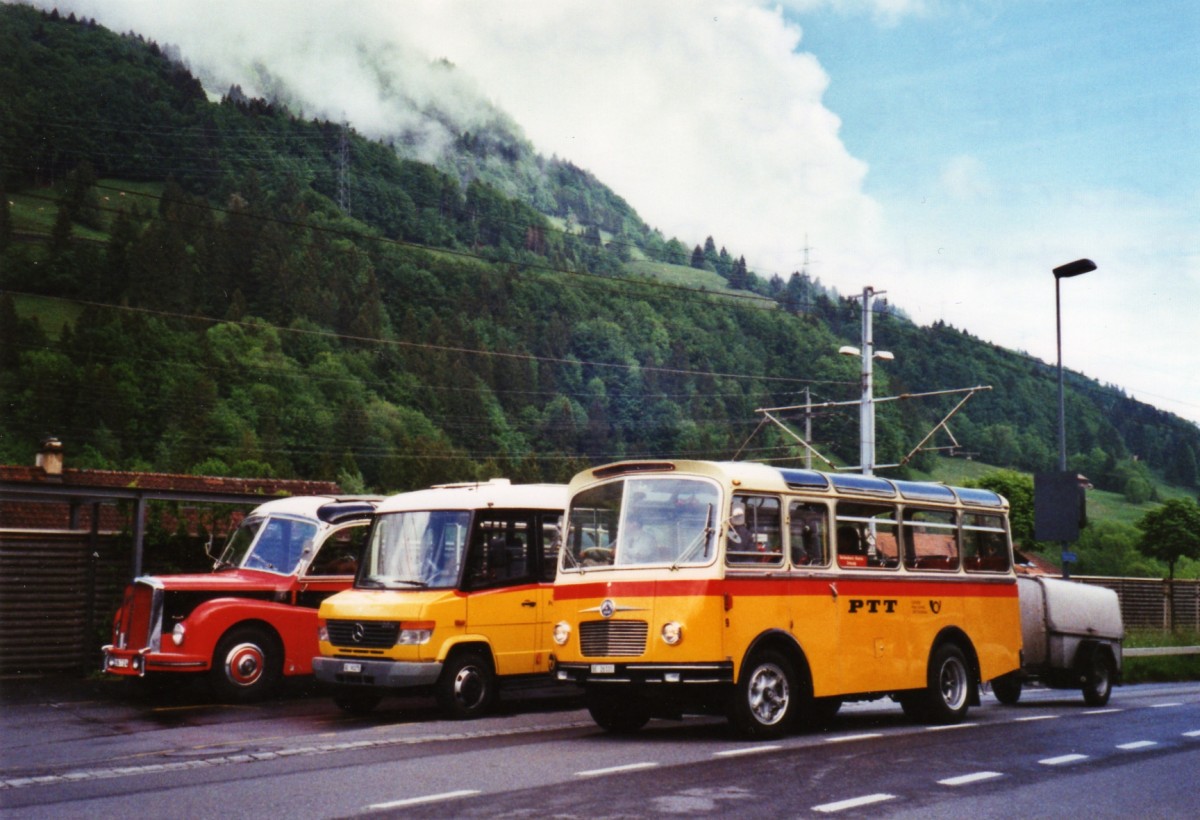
[435,650,496,719]
[730,649,797,739]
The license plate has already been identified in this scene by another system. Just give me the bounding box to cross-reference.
[342,662,363,674]
[109,657,130,669]
[590,663,615,674]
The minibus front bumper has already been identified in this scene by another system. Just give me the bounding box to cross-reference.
[312,656,443,689]
[555,661,734,686]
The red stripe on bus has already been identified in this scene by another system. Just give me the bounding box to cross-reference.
[552,576,1015,600]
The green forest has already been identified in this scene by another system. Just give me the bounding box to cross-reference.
[2,5,1198,578]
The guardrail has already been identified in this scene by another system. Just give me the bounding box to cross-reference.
[1124,646,1200,657]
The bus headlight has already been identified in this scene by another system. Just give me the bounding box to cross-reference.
[171,623,186,647]
[318,624,329,642]
[661,621,683,646]
[396,622,434,645]
[553,621,571,646]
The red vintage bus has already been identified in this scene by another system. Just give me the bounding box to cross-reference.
[103,495,378,700]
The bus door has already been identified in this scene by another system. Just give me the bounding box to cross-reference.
[786,501,842,697]
[463,510,546,676]
[833,502,908,692]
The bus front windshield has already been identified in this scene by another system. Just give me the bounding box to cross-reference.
[564,477,719,569]
[219,516,319,575]
[361,510,471,588]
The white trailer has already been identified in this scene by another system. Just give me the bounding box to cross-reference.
[993,574,1124,706]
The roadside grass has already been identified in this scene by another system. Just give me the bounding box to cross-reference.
[1122,628,1200,683]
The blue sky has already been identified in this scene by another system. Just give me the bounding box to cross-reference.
[32,0,1200,426]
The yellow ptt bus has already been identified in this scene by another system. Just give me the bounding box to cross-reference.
[551,460,1021,738]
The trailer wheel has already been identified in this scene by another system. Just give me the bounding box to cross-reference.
[1081,649,1114,707]
[992,673,1023,705]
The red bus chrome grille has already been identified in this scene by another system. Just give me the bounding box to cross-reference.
[579,620,648,657]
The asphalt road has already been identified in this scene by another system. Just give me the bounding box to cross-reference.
[1,676,1197,818]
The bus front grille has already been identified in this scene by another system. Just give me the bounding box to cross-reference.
[326,620,400,649]
[579,620,648,657]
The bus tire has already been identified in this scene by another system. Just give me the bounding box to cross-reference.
[992,673,1023,705]
[435,650,496,719]
[920,643,971,724]
[1080,649,1114,707]
[730,649,797,739]
[333,689,383,715]
[209,624,281,702]
[586,688,650,734]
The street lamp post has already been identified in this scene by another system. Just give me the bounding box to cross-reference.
[839,286,893,475]
[1051,258,1096,579]
[1053,259,1097,471]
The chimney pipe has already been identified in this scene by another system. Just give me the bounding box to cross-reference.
[37,437,64,476]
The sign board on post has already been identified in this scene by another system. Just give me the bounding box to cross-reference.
[1034,471,1087,542]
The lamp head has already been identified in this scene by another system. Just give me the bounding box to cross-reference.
[1053,258,1096,279]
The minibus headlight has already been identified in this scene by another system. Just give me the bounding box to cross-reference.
[171,623,186,647]
[553,621,571,646]
[396,622,434,645]
[661,621,683,646]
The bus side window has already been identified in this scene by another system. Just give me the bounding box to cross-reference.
[789,502,828,566]
[726,495,782,566]
[963,514,1011,572]
[836,503,899,569]
[902,508,958,571]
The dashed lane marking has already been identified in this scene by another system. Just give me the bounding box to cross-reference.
[1149,702,1182,708]
[1116,741,1157,750]
[1039,753,1089,766]
[938,771,1003,786]
[713,745,782,758]
[1014,715,1059,722]
[1081,708,1122,715]
[926,722,977,731]
[575,762,659,778]
[367,789,481,810]
[813,793,896,813]
[825,733,883,743]
[1184,730,1200,738]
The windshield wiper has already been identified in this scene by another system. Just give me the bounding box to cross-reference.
[390,578,429,588]
[671,504,714,570]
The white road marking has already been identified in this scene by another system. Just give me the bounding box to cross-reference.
[1081,708,1122,715]
[938,771,1003,786]
[367,789,481,810]
[926,722,977,731]
[575,761,659,778]
[825,732,883,743]
[1184,730,1200,738]
[1150,702,1182,708]
[813,793,896,813]
[714,745,782,758]
[1014,715,1059,722]
[1039,753,1089,765]
[1116,740,1157,750]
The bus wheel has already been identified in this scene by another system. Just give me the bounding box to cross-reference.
[992,673,1023,705]
[921,643,971,724]
[435,650,496,719]
[586,688,650,734]
[333,689,383,715]
[210,625,281,702]
[1081,650,1114,707]
[730,650,797,739]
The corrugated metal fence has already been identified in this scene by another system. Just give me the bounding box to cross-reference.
[0,531,127,675]
[1075,575,1200,632]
